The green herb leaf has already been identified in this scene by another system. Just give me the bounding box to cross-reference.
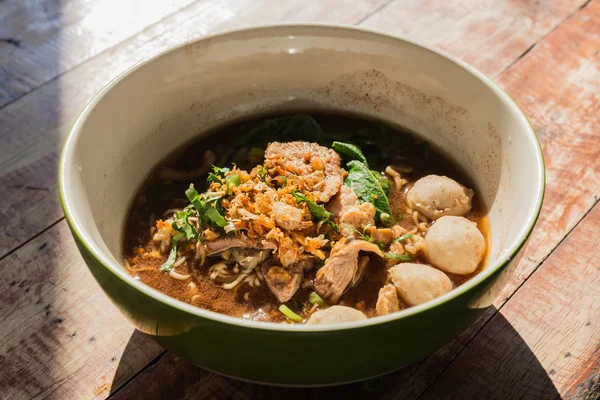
[249,147,265,157]
[207,165,231,184]
[391,233,413,245]
[332,141,369,167]
[323,219,339,232]
[309,292,325,306]
[171,210,197,241]
[383,252,412,261]
[379,212,393,226]
[185,186,226,228]
[258,165,266,179]
[206,206,228,227]
[245,115,325,145]
[278,304,303,322]
[160,233,184,272]
[292,192,332,221]
[185,186,204,213]
[372,170,391,195]
[344,160,391,219]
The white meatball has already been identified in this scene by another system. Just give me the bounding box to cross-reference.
[306,306,367,325]
[389,263,453,306]
[425,216,486,275]
[406,175,474,220]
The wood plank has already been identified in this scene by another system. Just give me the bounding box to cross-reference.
[0,0,588,258]
[0,0,389,258]
[360,0,590,77]
[0,220,164,400]
[0,0,199,108]
[110,1,600,398]
[419,203,600,400]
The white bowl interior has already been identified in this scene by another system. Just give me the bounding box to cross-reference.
[61,25,543,312]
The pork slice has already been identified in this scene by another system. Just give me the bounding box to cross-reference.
[314,239,383,304]
[272,201,313,231]
[265,141,343,202]
[376,284,400,316]
[230,248,270,272]
[205,237,276,256]
[262,257,317,302]
[327,185,375,236]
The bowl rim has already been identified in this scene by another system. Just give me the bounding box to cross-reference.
[58,23,545,332]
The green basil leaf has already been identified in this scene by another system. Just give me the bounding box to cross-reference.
[344,160,391,218]
[292,192,332,221]
[332,141,369,167]
[371,170,391,195]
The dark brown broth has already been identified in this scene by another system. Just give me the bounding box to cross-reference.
[124,111,488,322]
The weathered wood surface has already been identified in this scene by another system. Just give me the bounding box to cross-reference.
[1,0,599,399]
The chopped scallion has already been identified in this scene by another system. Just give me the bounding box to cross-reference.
[278,304,303,322]
[391,233,413,245]
[383,252,412,261]
[225,174,241,186]
[309,292,325,306]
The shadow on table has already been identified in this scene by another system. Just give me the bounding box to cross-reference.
[109,310,560,399]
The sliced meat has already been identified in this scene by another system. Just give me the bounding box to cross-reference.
[365,227,394,244]
[230,248,270,272]
[205,236,276,256]
[376,284,400,316]
[261,257,316,303]
[326,185,358,217]
[265,141,343,202]
[327,185,375,236]
[306,305,367,324]
[271,201,312,231]
[315,239,383,304]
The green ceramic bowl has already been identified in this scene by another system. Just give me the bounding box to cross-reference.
[59,24,544,385]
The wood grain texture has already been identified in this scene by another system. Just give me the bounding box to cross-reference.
[360,0,590,77]
[0,221,164,400]
[0,0,200,108]
[419,203,600,400]
[0,0,588,258]
[0,0,389,258]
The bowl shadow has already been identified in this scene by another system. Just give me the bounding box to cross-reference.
[108,308,560,399]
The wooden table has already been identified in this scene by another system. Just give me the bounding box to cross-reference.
[1,1,598,399]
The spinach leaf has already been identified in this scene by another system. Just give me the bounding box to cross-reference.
[344,160,391,218]
[244,115,325,145]
[371,170,391,195]
[332,141,369,167]
[292,192,332,221]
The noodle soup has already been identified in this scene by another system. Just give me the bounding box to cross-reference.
[123,112,488,324]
